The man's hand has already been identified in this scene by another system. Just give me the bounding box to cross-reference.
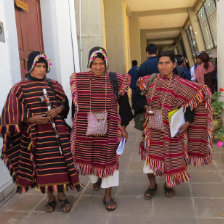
[144,105,154,115]
[121,126,128,140]
[26,114,50,124]
[47,105,64,119]
[178,121,190,135]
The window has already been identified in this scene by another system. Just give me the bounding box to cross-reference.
[186,25,198,55]
[197,0,217,49]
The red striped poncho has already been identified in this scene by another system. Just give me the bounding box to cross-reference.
[0,79,80,193]
[70,71,130,177]
[137,74,213,187]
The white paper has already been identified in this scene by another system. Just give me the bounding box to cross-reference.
[170,107,185,138]
[116,138,126,155]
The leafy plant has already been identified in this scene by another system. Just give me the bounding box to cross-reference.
[211,91,224,120]
[214,124,224,141]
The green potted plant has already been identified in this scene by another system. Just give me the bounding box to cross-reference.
[211,91,224,131]
[214,124,224,142]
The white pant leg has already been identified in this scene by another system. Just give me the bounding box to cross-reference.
[101,170,119,188]
[88,170,119,188]
[143,160,154,174]
[89,175,98,184]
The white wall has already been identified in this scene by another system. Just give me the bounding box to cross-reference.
[0,0,20,194]
[75,0,105,72]
[217,0,224,90]
[40,0,80,125]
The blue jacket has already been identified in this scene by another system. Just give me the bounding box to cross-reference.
[128,65,140,89]
[138,56,159,77]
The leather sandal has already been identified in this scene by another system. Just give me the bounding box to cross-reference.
[59,199,71,213]
[44,200,57,213]
[144,184,157,200]
[93,178,102,191]
[103,197,116,211]
[164,184,175,198]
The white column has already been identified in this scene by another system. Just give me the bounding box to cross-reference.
[104,0,126,73]
[129,13,141,64]
[0,0,20,195]
[40,0,80,124]
[75,0,105,72]
[217,0,224,90]
[140,30,147,64]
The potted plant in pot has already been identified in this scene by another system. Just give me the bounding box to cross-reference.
[211,91,224,132]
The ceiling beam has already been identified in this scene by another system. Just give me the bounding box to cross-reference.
[133,8,189,17]
[194,0,206,12]
[142,27,182,33]
[147,37,178,42]
[147,42,175,46]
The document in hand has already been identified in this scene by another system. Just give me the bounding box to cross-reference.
[116,138,126,155]
[168,107,185,138]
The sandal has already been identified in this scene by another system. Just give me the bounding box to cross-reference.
[103,197,116,211]
[164,184,175,198]
[59,199,71,213]
[144,184,157,200]
[44,200,57,213]
[93,178,102,191]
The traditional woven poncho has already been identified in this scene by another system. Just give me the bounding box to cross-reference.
[70,71,130,177]
[0,79,81,193]
[137,74,213,187]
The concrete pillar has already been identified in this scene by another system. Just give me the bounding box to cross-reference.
[174,47,178,55]
[103,0,126,74]
[181,30,194,66]
[75,0,105,72]
[217,0,224,90]
[188,8,205,52]
[176,41,184,55]
[140,30,147,64]
[129,13,141,65]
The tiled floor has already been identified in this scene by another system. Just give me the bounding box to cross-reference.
[0,121,224,224]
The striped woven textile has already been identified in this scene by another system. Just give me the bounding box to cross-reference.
[0,79,80,193]
[137,74,213,187]
[70,71,130,177]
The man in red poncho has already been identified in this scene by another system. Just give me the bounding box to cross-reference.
[137,51,212,199]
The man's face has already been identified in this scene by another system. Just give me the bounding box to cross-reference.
[91,58,106,77]
[30,62,47,79]
[158,56,176,77]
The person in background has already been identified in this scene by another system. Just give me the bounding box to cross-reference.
[177,58,188,79]
[128,60,140,109]
[138,44,159,77]
[195,52,215,92]
[189,53,202,81]
[128,60,140,90]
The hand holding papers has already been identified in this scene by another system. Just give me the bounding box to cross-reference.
[116,138,126,155]
[168,107,185,138]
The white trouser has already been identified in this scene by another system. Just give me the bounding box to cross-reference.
[89,170,119,188]
[143,160,154,174]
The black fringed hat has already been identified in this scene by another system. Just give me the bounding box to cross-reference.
[27,51,52,74]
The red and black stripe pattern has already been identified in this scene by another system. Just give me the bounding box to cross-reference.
[70,71,130,177]
[0,79,80,193]
[137,74,212,187]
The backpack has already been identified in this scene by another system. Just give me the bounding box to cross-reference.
[134,73,157,130]
[109,72,118,98]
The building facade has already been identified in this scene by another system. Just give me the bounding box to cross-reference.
[0,0,222,199]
